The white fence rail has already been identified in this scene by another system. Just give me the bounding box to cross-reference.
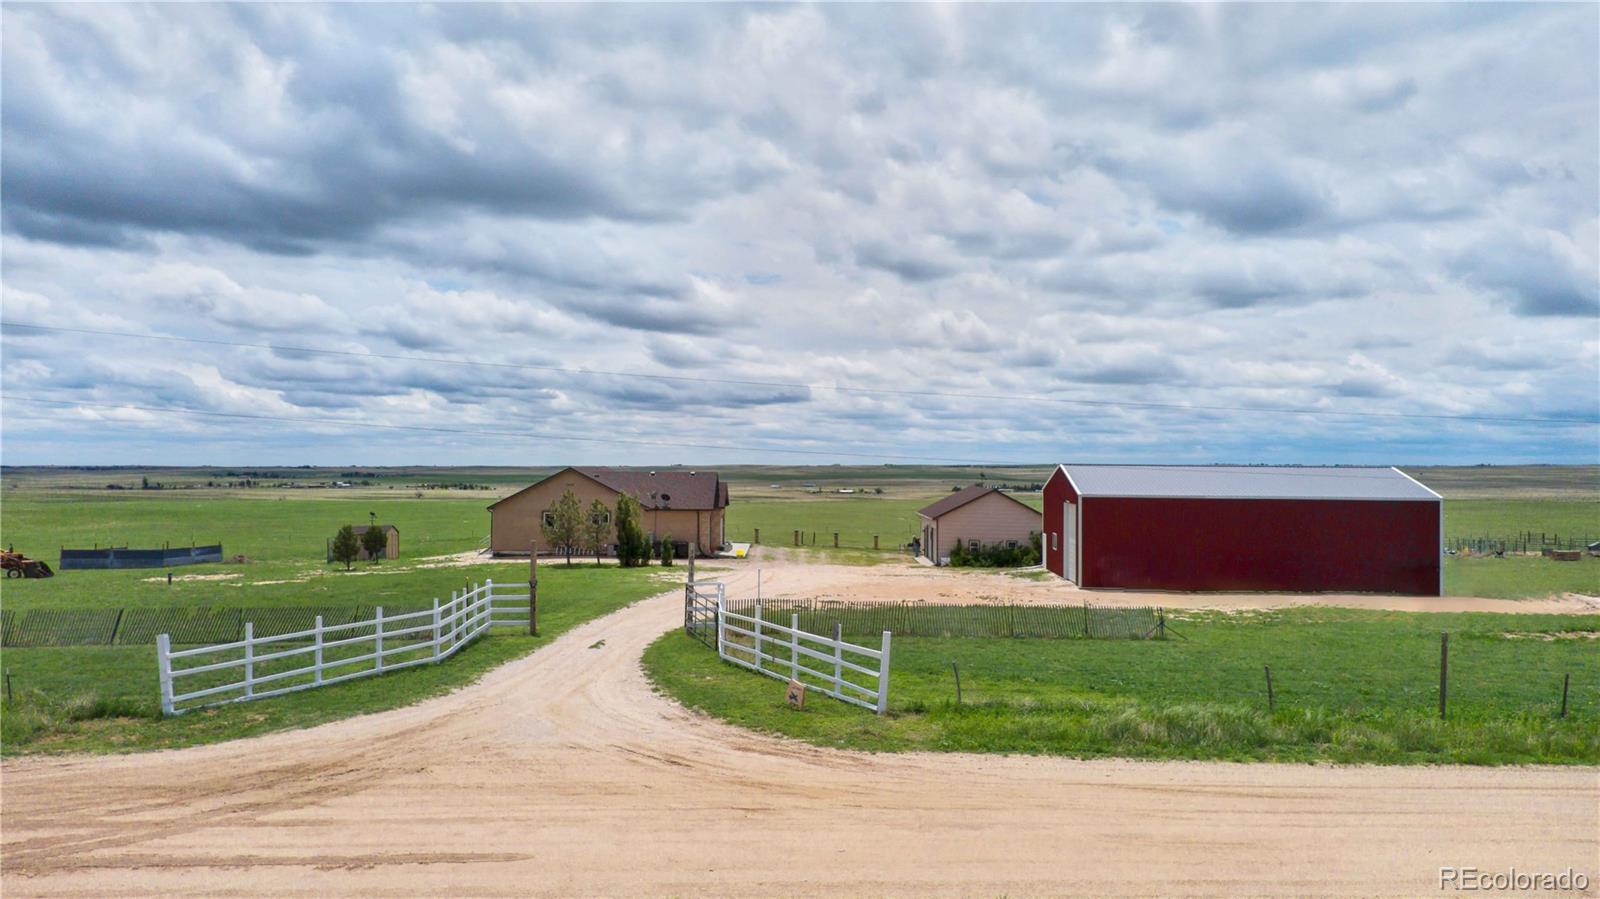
[716,596,891,714]
[157,580,531,715]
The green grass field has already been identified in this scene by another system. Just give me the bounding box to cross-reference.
[2,565,668,755]
[0,464,1593,758]
[646,606,1600,765]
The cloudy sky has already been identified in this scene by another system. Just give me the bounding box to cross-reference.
[2,3,1596,467]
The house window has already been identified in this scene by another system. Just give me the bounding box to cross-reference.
[591,511,611,526]
[968,540,980,552]
[542,511,556,527]
[1006,540,1018,548]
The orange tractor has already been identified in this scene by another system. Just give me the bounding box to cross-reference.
[1,548,54,578]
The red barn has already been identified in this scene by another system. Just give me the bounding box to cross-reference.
[1043,465,1442,596]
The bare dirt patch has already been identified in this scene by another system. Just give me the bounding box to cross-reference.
[137,573,241,583]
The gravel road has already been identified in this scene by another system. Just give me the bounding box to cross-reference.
[3,562,1595,897]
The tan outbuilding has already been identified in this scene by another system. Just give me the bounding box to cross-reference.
[489,467,729,557]
[916,486,1041,565]
[326,524,399,562]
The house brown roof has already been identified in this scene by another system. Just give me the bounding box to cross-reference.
[917,485,1034,521]
[580,468,728,510]
[489,467,728,511]
[352,524,398,534]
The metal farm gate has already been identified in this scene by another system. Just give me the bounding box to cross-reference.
[684,579,723,649]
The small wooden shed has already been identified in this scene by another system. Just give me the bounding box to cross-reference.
[326,525,400,561]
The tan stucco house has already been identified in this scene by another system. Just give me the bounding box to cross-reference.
[488,467,729,557]
[916,486,1040,565]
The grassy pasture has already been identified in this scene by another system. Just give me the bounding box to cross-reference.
[1,565,668,754]
[646,606,1600,765]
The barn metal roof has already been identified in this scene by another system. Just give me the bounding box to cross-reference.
[1057,465,1441,501]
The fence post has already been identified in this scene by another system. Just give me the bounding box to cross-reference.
[833,532,839,548]
[715,587,725,660]
[838,620,851,687]
[873,534,879,550]
[156,633,176,716]
[1438,632,1448,719]
[754,528,760,544]
[790,613,800,682]
[754,598,763,673]
[375,607,385,673]
[314,615,324,685]
[243,622,255,698]
[1264,665,1275,711]
[528,541,539,636]
[1560,673,1570,718]
[876,630,892,715]
[484,578,494,632]
[432,599,442,661]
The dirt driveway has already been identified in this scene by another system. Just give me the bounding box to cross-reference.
[3,563,1596,897]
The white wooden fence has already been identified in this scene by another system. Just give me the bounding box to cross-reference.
[157,580,531,715]
[717,595,892,714]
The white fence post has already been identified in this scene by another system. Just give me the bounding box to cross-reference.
[753,598,763,673]
[790,613,800,682]
[876,630,892,715]
[832,621,842,688]
[375,606,384,673]
[715,589,726,660]
[243,622,255,698]
[156,634,175,716]
[432,598,442,660]
[485,579,494,629]
[314,615,324,685]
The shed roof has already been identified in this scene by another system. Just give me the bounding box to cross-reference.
[352,524,398,534]
[1056,465,1440,501]
[918,485,1036,520]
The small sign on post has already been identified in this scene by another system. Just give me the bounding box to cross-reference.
[785,679,806,710]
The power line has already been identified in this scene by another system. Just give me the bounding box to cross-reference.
[3,320,1590,427]
[0,394,1003,464]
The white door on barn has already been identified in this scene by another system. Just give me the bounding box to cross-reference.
[1062,502,1077,583]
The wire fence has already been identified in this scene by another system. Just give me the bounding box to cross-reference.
[720,597,1165,640]
[2,605,444,647]
[1450,533,1596,555]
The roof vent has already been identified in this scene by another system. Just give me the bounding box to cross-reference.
[660,493,671,502]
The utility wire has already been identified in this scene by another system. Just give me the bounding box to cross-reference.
[0,394,1004,464]
[3,321,1590,427]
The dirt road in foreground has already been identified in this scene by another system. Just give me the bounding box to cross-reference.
[4,563,1596,898]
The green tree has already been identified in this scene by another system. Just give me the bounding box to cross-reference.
[659,533,675,567]
[582,499,611,566]
[331,525,360,571]
[613,494,650,567]
[542,489,584,565]
[361,525,388,563]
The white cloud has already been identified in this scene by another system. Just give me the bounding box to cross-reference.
[0,3,1594,465]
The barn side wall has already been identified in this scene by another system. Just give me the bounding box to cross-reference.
[1042,469,1079,578]
[1080,497,1441,595]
